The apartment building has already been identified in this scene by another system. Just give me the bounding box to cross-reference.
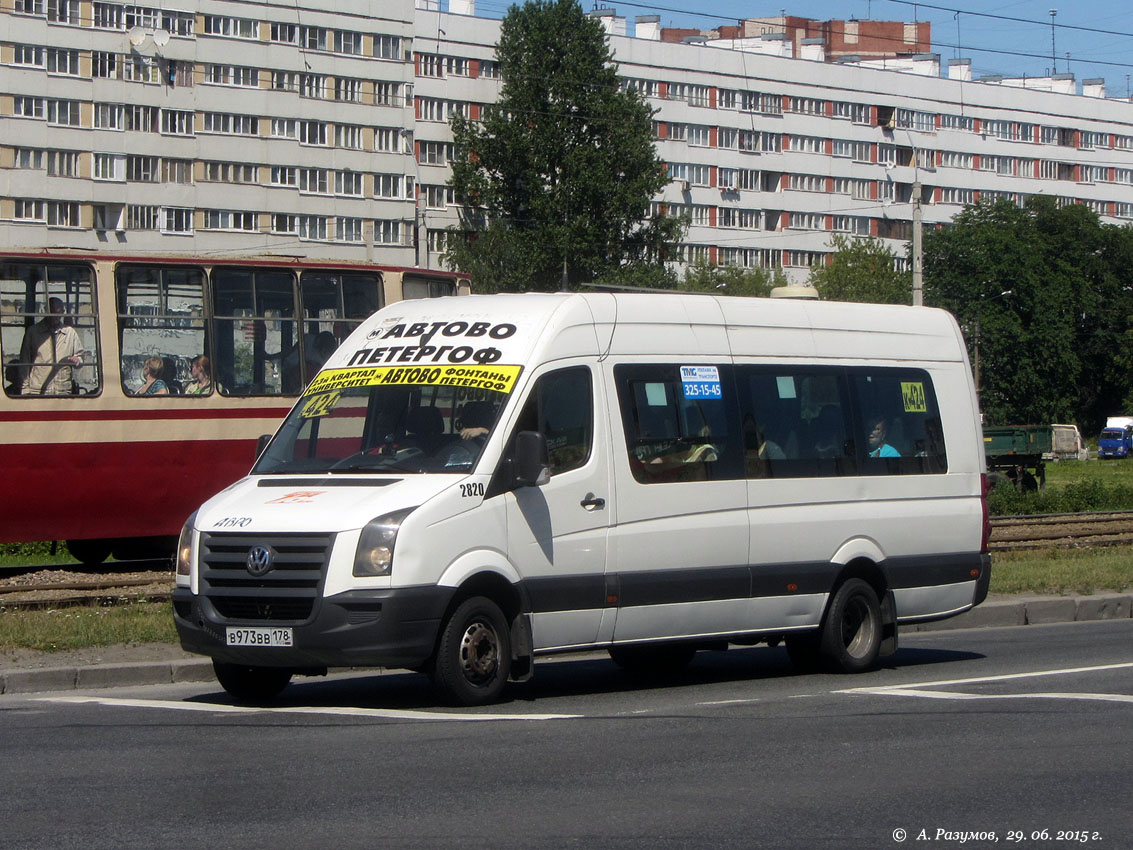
[1,0,420,264]
[4,0,1133,284]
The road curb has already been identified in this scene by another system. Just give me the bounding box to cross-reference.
[1,658,214,695]
[2,596,1129,695]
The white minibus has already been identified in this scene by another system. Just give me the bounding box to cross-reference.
[174,293,991,705]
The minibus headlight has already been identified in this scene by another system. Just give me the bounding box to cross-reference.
[176,511,197,578]
[353,508,416,577]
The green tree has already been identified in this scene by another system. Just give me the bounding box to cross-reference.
[807,235,911,304]
[923,197,1133,431]
[678,257,786,297]
[445,0,684,292]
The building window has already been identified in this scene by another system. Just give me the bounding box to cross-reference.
[298,215,328,240]
[127,205,159,230]
[335,171,364,197]
[334,30,363,55]
[374,34,402,60]
[271,23,298,44]
[206,210,257,231]
[163,159,193,184]
[45,150,79,177]
[270,166,296,187]
[46,100,81,127]
[299,169,330,195]
[336,217,364,242]
[45,48,79,74]
[374,219,403,244]
[335,124,364,150]
[14,148,45,170]
[334,78,363,103]
[301,26,328,51]
[161,109,194,136]
[204,16,259,39]
[300,121,328,146]
[375,173,407,198]
[94,103,124,130]
[271,119,297,139]
[163,207,193,234]
[127,105,158,133]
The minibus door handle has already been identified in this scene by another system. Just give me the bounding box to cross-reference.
[580,494,606,511]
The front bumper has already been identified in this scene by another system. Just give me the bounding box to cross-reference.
[173,584,456,670]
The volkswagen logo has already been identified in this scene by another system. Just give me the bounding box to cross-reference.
[246,545,274,577]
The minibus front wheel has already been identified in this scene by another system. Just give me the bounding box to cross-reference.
[433,596,512,706]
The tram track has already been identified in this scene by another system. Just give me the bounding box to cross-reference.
[3,513,1133,610]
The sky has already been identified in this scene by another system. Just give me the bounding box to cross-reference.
[466,0,1133,98]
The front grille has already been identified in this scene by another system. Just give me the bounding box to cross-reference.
[199,532,334,622]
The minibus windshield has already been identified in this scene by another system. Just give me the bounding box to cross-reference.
[254,383,508,475]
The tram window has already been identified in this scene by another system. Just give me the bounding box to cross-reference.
[1,262,100,397]
[298,270,381,386]
[402,276,455,299]
[116,265,207,396]
[212,267,298,396]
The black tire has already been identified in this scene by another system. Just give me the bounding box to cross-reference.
[213,661,292,703]
[608,643,696,675]
[818,578,882,673]
[65,538,112,566]
[433,596,511,706]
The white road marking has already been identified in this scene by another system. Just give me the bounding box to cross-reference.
[37,695,579,722]
[837,661,1133,704]
[696,698,761,707]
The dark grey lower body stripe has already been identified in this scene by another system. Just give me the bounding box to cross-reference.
[522,552,985,614]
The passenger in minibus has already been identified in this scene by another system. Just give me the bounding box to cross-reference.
[867,415,901,458]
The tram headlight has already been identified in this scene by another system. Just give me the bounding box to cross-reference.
[176,511,197,579]
[353,508,415,577]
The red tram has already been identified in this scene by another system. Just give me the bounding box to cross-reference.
[0,251,466,563]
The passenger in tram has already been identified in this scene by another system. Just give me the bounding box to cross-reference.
[184,354,215,395]
[18,297,83,396]
[135,356,170,396]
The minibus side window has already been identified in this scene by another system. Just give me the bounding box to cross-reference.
[849,369,947,474]
[509,367,593,476]
[737,367,856,478]
[615,364,741,484]
[2,262,101,398]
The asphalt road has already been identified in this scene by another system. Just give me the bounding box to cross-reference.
[1,620,1130,850]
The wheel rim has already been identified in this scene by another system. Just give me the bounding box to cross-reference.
[458,619,500,686]
[841,594,877,659]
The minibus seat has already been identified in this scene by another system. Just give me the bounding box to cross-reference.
[405,406,445,453]
[812,404,845,459]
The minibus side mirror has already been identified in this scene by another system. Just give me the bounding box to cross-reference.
[514,431,551,488]
[255,433,272,462]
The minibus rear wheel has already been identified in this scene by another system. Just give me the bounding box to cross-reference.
[213,661,292,703]
[433,596,512,706]
[818,578,882,673]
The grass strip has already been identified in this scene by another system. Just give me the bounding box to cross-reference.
[0,600,178,652]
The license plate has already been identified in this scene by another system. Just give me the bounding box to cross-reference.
[225,627,293,647]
